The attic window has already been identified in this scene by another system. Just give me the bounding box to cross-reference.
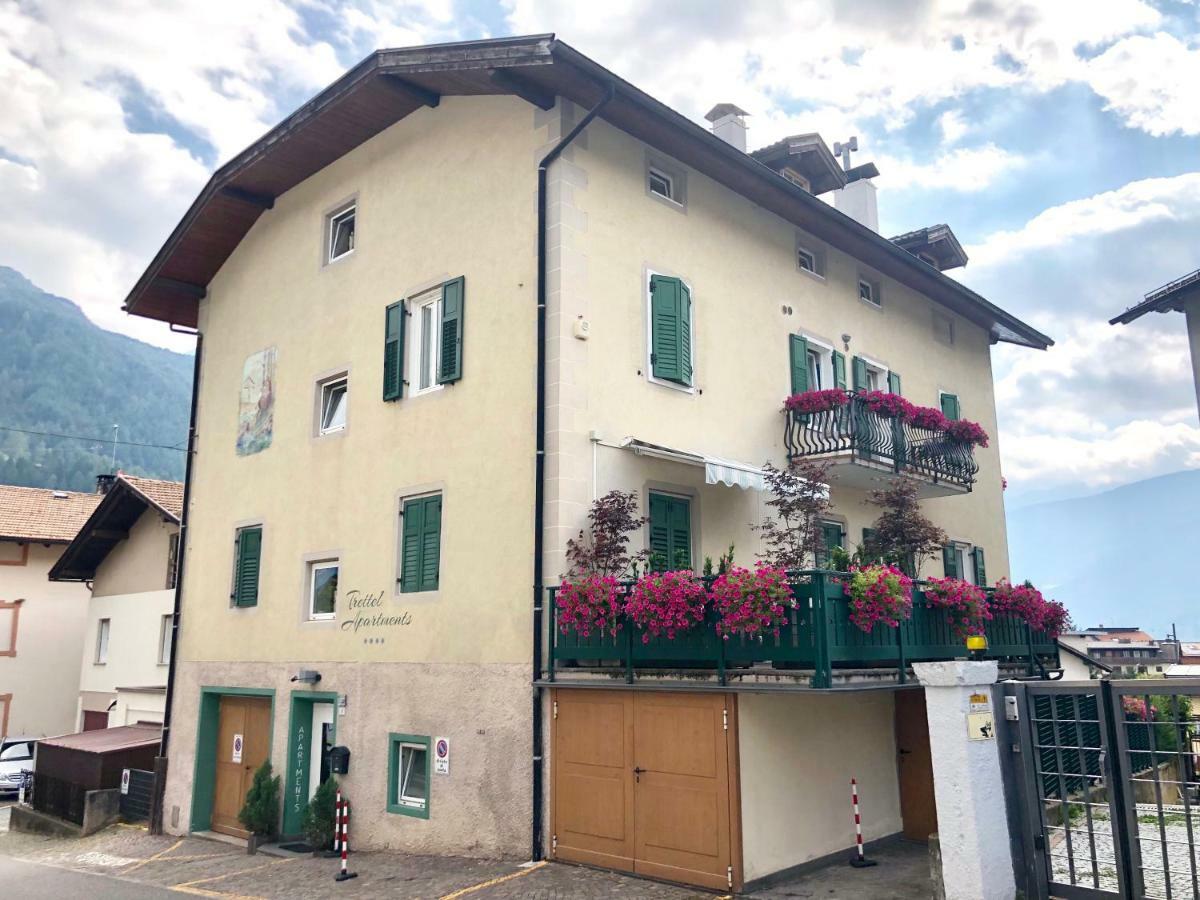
[859,277,881,307]
[781,167,811,192]
[648,168,675,201]
[327,203,356,263]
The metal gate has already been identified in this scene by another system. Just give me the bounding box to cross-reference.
[119,768,156,822]
[1006,679,1200,899]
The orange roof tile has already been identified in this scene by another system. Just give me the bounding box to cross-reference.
[118,474,183,520]
[0,484,103,543]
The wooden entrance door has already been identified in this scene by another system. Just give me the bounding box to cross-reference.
[895,688,938,842]
[212,695,271,837]
[552,690,737,891]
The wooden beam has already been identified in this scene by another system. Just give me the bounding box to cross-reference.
[220,186,275,209]
[90,529,129,542]
[153,277,206,300]
[488,68,555,110]
[379,74,440,108]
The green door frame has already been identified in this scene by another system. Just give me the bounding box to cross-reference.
[190,686,276,833]
[281,690,339,838]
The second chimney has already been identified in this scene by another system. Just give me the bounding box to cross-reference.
[705,103,749,152]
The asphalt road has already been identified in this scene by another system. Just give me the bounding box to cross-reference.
[0,856,177,898]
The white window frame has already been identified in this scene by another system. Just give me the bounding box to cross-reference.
[858,275,881,308]
[647,167,675,202]
[307,559,340,621]
[95,618,110,664]
[326,202,356,263]
[857,353,890,393]
[318,376,349,435]
[158,614,173,665]
[397,742,428,810]
[644,269,697,395]
[796,241,826,281]
[407,286,444,397]
[949,541,974,584]
[644,154,687,210]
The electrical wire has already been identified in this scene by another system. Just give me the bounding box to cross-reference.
[0,424,187,452]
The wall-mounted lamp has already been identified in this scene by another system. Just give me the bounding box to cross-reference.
[290,669,322,685]
[841,333,852,351]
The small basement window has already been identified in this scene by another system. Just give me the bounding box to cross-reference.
[648,168,675,202]
[319,377,348,434]
[327,203,356,262]
[388,733,431,818]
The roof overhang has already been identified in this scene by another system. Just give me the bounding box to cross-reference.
[891,224,969,272]
[1111,267,1200,325]
[122,35,1051,350]
[750,133,846,195]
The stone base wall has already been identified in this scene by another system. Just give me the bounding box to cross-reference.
[162,659,532,859]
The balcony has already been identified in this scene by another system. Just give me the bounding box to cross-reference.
[547,572,1059,690]
[783,392,979,496]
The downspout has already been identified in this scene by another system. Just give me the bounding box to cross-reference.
[151,331,202,834]
[532,82,615,861]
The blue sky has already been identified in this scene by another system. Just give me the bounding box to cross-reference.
[1,0,1198,509]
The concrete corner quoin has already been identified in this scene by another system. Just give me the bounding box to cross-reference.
[914,660,1016,900]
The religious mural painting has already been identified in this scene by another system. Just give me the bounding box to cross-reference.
[237,347,276,456]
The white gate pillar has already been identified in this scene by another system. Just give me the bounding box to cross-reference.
[913,660,1015,900]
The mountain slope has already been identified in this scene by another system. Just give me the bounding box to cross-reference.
[0,266,192,491]
[1007,469,1200,638]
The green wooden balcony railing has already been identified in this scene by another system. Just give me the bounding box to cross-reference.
[547,571,1059,688]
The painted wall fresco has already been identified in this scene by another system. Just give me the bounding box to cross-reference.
[237,347,276,456]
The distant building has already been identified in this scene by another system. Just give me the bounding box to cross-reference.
[0,484,101,737]
[1061,626,1181,677]
[1057,641,1113,680]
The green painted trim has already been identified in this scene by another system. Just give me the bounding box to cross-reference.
[386,732,431,819]
[189,686,276,833]
[281,690,338,837]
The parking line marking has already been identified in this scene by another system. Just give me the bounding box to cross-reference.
[173,857,294,890]
[122,838,185,874]
[439,860,548,899]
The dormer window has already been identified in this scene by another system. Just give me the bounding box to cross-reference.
[648,168,674,202]
[327,203,356,263]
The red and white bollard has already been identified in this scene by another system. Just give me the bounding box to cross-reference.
[848,778,877,868]
[335,793,357,881]
[333,789,342,852]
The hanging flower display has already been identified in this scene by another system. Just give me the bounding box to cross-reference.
[783,388,850,414]
[555,574,623,637]
[990,579,1071,639]
[711,565,793,640]
[945,419,990,447]
[857,390,914,420]
[907,405,951,432]
[626,570,708,643]
[923,576,991,640]
[842,564,914,632]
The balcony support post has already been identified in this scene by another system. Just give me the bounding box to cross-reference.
[1024,623,1036,677]
[715,606,727,687]
[624,608,634,684]
[811,574,832,689]
[546,588,556,682]
[897,616,908,685]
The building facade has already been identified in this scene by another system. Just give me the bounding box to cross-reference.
[124,36,1053,889]
[50,474,182,730]
[0,485,99,738]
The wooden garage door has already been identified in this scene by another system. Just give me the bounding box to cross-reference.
[552,690,738,891]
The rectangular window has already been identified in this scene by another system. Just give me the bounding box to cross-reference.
[326,203,356,263]
[319,377,348,434]
[851,356,889,393]
[166,533,179,590]
[95,618,110,664]
[158,614,174,665]
[648,168,674,201]
[819,521,843,567]
[308,560,339,620]
[398,278,465,398]
[645,156,686,208]
[859,277,880,307]
[648,492,692,571]
[232,525,263,608]
[940,392,961,421]
[400,494,442,593]
[648,274,693,387]
[387,733,430,818]
[943,542,973,582]
[806,349,823,391]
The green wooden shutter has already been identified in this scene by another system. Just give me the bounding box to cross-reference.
[648,493,670,570]
[401,495,442,593]
[669,496,692,570]
[940,393,960,420]
[972,547,986,586]
[233,526,262,607]
[437,277,464,384]
[383,301,405,401]
[852,356,869,391]
[942,544,960,579]
[832,351,847,389]
[821,522,842,565]
[648,492,691,570]
[650,275,691,385]
[789,335,809,394]
[888,371,902,395]
[862,527,878,562]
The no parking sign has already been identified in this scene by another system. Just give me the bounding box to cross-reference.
[434,737,449,775]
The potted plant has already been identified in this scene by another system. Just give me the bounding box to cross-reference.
[842,564,913,632]
[711,565,792,640]
[301,777,340,857]
[238,760,282,854]
[922,576,990,641]
[626,570,708,642]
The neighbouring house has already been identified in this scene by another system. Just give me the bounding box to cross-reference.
[1057,640,1113,681]
[0,485,101,738]
[121,36,1056,890]
[1111,267,1200,418]
[1060,626,1181,677]
[49,474,183,731]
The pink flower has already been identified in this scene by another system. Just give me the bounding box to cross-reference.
[945,419,989,447]
[842,564,914,633]
[626,570,708,642]
[557,574,622,637]
[784,388,850,414]
[857,390,915,420]
[711,565,792,640]
[924,577,989,640]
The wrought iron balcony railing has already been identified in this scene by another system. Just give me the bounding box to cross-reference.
[783,393,979,490]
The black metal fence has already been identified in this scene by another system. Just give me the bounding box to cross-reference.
[119,769,156,822]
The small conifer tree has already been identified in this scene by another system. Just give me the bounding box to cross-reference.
[302,777,339,850]
[238,761,281,837]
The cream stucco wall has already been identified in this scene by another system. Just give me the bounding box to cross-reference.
[737,691,903,882]
[92,506,176,597]
[543,110,1012,582]
[77,587,174,708]
[0,542,90,737]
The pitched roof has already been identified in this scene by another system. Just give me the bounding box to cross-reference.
[1111,267,1200,325]
[0,484,102,544]
[1057,640,1113,673]
[48,473,183,582]
[121,35,1052,351]
[39,724,161,752]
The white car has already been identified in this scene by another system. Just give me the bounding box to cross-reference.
[0,736,35,797]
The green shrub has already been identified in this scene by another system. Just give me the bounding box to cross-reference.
[238,761,281,836]
[302,777,339,850]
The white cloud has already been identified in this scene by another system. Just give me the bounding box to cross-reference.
[875,143,1027,193]
[1085,32,1200,137]
[938,110,969,144]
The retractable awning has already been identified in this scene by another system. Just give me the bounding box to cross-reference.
[620,438,766,491]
